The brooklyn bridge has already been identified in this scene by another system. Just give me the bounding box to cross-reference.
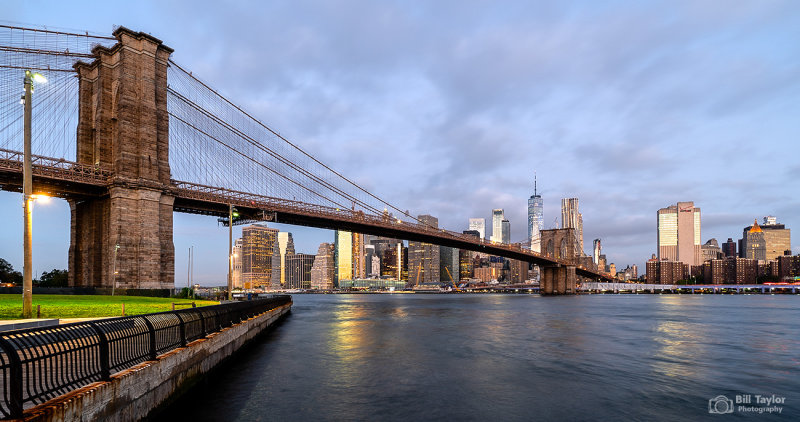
[0,25,611,294]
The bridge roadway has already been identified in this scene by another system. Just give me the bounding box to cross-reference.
[0,148,611,281]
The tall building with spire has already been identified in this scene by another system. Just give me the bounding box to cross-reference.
[527,174,543,252]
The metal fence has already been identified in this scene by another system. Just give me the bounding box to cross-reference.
[0,296,291,419]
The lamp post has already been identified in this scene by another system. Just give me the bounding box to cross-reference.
[22,70,46,319]
[111,244,120,296]
[227,205,233,301]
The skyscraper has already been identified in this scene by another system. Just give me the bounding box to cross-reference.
[592,239,601,265]
[335,230,353,284]
[561,198,583,254]
[468,218,486,240]
[232,238,243,289]
[739,217,791,261]
[285,254,314,289]
[241,224,279,289]
[657,201,701,267]
[409,215,440,285]
[270,232,295,289]
[722,238,737,257]
[527,175,543,252]
[501,219,511,244]
[310,242,335,290]
[491,209,504,243]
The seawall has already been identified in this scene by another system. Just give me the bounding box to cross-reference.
[19,301,292,421]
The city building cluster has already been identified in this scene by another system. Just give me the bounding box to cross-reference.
[229,175,639,291]
[648,202,798,284]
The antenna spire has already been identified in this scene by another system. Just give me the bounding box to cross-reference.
[534,172,538,196]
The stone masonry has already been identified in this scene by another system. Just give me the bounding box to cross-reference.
[68,27,174,288]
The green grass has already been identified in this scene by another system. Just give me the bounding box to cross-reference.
[0,294,219,320]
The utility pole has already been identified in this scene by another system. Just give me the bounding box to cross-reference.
[227,204,233,301]
[22,72,33,318]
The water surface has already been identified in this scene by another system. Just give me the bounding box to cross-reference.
[158,294,799,421]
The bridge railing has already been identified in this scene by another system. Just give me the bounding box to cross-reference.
[0,148,112,185]
[172,181,576,267]
[0,295,291,419]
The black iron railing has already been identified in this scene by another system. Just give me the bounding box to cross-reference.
[0,296,291,419]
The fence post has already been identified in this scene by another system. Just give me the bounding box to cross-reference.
[140,317,157,361]
[175,312,186,347]
[0,337,23,418]
[88,322,111,381]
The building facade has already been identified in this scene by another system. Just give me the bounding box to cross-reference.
[739,217,791,261]
[657,201,701,267]
[409,215,440,285]
[646,258,689,284]
[491,209,504,243]
[468,218,486,240]
[270,232,295,289]
[285,253,315,289]
[310,243,335,290]
[241,224,279,289]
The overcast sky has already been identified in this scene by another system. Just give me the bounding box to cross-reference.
[1,1,799,285]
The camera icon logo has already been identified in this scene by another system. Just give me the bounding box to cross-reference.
[709,395,734,414]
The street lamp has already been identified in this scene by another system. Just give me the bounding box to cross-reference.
[111,244,120,296]
[22,70,46,319]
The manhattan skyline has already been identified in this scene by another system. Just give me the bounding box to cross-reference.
[0,1,798,285]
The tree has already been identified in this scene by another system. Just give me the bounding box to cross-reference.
[37,269,68,287]
[0,258,22,285]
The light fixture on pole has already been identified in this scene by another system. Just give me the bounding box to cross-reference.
[22,70,46,319]
[112,244,120,296]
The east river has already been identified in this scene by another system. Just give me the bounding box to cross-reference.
[158,294,799,421]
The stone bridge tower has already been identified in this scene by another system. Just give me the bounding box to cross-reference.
[68,27,174,289]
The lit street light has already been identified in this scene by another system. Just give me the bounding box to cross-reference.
[22,70,46,319]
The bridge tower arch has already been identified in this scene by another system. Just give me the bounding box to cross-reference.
[68,27,174,289]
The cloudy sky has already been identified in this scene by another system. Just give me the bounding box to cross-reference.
[1,0,799,285]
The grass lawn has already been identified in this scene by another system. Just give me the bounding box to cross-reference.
[0,294,219,320]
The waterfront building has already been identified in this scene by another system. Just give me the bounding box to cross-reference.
[501,219,511,244]
[490,209,504,243]
[440,246,460,284]
[241,224,279,289]
[468,218,486,240]
[509,259,529,284]
[285,253,314,289]
[310,243,335,290]
[700,238,722,263]
[232,238,243,289]
[409,215,440,286]
[561,198,583,254]
[702,257,758,284]
[722,238,737,257]
[270,232,295,289]
[371,254,380,277]
[645,258,688,284]
[474,266,500,282]
[657,202,701,267]
[777,254,800,280]
[739,217,791,261]
[528,175,543,252]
